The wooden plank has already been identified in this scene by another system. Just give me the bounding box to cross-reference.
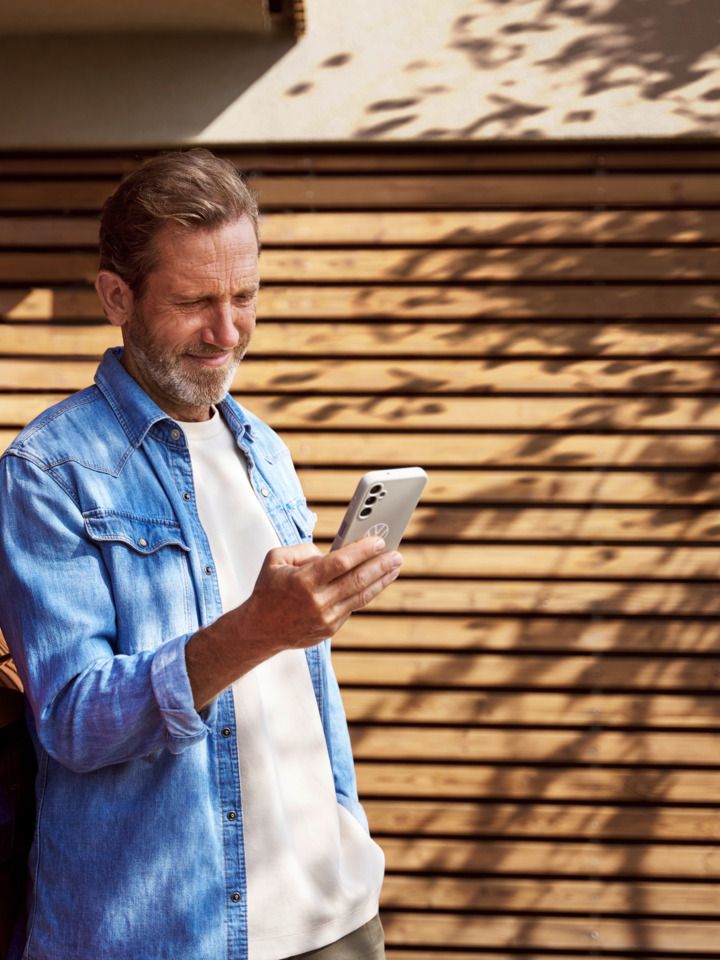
[349,727,720,766]
[380,837,720,878]
[366,800,720,841]
[357,761,720,802]
[1,174,718,211]
[302,469,720,506]
[9,321,720,360]
[289,432,720,469]
[8,357,720,395]
[343,689,720,727]
[329,543,720,578]
[365,579,720,616]
[259,209,720,245]
[335,615,720,654]
[1,147,719,175]
[0,216,99,247]
[382,912,720,952]
[5,247,720,283]
[263,247,720,282]
[337,650,720,691]
[249,395,720,431]
[4,210,720,249]
[6,426,720,470]
[1,147,718,175]
[3,285,719,320]
[251,174,720,209]
[6,393,720,432]
[315,507,720,544]
[381,874,720,915]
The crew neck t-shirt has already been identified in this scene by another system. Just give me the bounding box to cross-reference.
[179,410,384,960]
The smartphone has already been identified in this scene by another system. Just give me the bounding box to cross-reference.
[331,467,428,552]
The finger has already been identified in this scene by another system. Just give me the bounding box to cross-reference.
[265,542,323,569]
[306,536,387,588]
[327,556,403,623]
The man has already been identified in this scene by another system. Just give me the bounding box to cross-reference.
[0,150,401,960]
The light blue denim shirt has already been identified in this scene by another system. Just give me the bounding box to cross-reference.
[0,348,366,960]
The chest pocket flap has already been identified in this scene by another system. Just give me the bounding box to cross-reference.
[84,512,190,554]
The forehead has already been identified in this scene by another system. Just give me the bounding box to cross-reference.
[149,217,259,286]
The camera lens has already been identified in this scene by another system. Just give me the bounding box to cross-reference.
[365,496,377,506]
[359,507,373,519]
[369,484,383,495]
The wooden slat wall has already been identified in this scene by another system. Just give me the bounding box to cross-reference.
[1,143,720,956]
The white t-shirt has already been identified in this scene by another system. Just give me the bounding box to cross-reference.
[180,410,384,960]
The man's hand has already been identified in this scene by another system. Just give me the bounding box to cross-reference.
[185,538,402,709]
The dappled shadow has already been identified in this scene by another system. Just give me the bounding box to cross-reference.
[349,0,720,139]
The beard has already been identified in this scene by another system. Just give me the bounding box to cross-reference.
[125,303,250,411]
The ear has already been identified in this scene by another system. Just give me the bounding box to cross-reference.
[95,271,135,328]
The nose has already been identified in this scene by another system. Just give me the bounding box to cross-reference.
[203,301,240,350]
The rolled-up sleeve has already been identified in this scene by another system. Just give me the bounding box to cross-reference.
[0,453,208,774]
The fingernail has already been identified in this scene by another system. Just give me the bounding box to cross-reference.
[373,538,386,552]
[390,552,403,568]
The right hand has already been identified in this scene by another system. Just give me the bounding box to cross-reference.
[242,536,403,656]
[186,537,402,709]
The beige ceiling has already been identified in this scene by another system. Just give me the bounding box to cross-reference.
[0,0,271,33]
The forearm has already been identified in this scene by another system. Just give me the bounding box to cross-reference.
[185,599,276,711]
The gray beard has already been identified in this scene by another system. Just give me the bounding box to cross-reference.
[131,343,243,409]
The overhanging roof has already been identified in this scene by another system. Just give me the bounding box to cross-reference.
[0,0,277,34]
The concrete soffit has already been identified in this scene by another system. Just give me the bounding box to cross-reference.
[0,0,301,35]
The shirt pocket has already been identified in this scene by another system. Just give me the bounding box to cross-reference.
[84,511,194,651]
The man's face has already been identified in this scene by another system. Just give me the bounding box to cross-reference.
[121,217,260,421]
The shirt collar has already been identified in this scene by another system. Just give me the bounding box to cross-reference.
[94,347,254,447]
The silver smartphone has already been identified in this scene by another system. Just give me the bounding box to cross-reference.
[331,467,428,552]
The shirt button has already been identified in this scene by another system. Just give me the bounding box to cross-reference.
[170,429,181,441]
[231,892,241,903]
[182,491,191,502]
[221,727,232,738]
[138,538,148,548]
[227,811,237,821]
[205,565,213,576]
[260,487,270,497]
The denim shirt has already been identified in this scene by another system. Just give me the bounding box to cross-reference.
[0,348,365,960]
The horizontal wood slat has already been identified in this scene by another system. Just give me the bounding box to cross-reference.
[366,578,720,615]
[335,651,720,691]
[9,321,720,359]
[3,285,720,320]
[8,429,720,468]
[335,615,720,653]
[344,689,720,727]
[380,836,720,878]
[381,912,720,952]
[356,761,720,802]
[365,801,720,840]
[7,321,720,362]
[2,147,719,176]
[302,469,720,505]
[4,247,720,282]
[381,873,720,914]
[316,506,720,544]
[2,174,719,210]
[8,356,720,394]
[350,727,720,766]
[7,393,720,431]
[5,209,720,248]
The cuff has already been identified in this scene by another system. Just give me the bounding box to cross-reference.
[151,633,208,752]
